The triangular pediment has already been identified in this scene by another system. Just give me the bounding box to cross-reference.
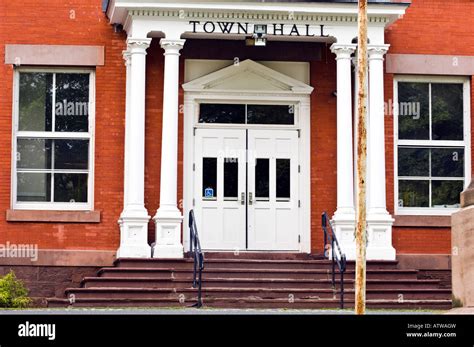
[183,60,314,95]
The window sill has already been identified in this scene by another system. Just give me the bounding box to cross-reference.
[393,215,451,228]
[6,209,101,223]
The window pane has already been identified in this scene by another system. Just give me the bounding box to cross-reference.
[224,158,238,199]
[431,148,464,178]
[55,73,90,132]
[17,172,51,202]
[17,139,52,170]
[247,105,295,125]
[54,139,89,170]
[432,84,463,141]
[53,173,88,203]
[398,82,429,140]
[19,73,53,131]
[398,180,429,207]
[432,181,463,208]
[199,104,245,124]
[398,147,429,177]
[255,159,269,199]
[202,158,217,198]
[276,159,291,199]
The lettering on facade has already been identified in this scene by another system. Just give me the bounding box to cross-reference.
[189,21,329,37]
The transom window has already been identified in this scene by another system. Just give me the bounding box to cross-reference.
[13,70,94,210]
[199,104,296,125]
[395,77,470,214]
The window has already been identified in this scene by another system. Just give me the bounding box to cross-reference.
[199,104,295,125]
[13,69,95,210]
[395,77,470,215]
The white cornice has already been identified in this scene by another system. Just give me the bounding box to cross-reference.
[108,1,408,27]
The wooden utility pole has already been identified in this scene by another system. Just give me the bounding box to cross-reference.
[355,0,368,315]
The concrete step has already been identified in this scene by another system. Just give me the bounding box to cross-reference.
[98,267,419,280]
[82,277,442,290]
[65,286,451,301]
[114,258,399,270]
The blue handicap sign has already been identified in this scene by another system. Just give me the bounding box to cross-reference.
[204,187,214,198]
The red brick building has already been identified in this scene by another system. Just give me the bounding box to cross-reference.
[0,0,471,307]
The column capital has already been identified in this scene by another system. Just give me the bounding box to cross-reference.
[160,39,186,55]
[127,37,152,54]
[368,44,390,60]
[330,43,357,59]
[122,50,131,66]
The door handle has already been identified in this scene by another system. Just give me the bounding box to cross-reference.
[248,192,253,205]
[240,192,245,205]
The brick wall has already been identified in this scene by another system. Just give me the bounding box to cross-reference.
[0,0,126,251]
[0,0,471,258]
[385,0,474,254]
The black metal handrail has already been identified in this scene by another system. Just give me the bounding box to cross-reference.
[322,212,347,309]
[189,210,204,308]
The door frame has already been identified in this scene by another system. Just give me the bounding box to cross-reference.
[182,63,313,253]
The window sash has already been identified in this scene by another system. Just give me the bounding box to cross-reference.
[394,76,470,215]
[12,69,95,211]
[198,103,297,126]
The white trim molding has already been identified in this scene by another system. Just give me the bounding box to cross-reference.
[11,68,96,212]
[182,59,313,253]
[393,75,471,217]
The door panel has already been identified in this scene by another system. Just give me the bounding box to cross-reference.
[194,128,299,251]
[247,130,299,251]
[194,129,246,250]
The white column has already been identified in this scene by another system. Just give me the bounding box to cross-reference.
[117,38,152,258]
[330,44,357,260]
[367,44,396,260]
[153,39,186,259]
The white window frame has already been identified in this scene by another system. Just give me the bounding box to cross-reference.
[394,75,471,216]
[11,67,96,211]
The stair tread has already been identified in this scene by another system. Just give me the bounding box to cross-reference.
[84,277,441,284]
[49,297,452,304]
[100,267,417,273]
[66,286,452,293]
[115,258,398,265]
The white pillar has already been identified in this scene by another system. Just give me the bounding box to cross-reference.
[117,38,152,258]
[153,39,186,259]
[367,44,396,260]
[330,44,357,260]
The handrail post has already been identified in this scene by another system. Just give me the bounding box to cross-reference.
[341,268,344,309]
[322,212,346,310]
[188,210,204,308]
[331,238,336,287]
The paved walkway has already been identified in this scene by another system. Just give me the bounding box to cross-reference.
[445,307,474,315]
[0,308,446,315]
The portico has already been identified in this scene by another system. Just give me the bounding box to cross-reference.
[107,0,407,260]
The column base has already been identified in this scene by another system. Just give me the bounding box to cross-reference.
[331,211,397,261]
[367,212,396,261]
[117,210,151,258]
[331,211,356,261]
[153,208,184,259]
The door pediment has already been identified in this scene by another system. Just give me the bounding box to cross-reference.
[182,59,314,95]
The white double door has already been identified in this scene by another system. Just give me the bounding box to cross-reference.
[194,128,299,251]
